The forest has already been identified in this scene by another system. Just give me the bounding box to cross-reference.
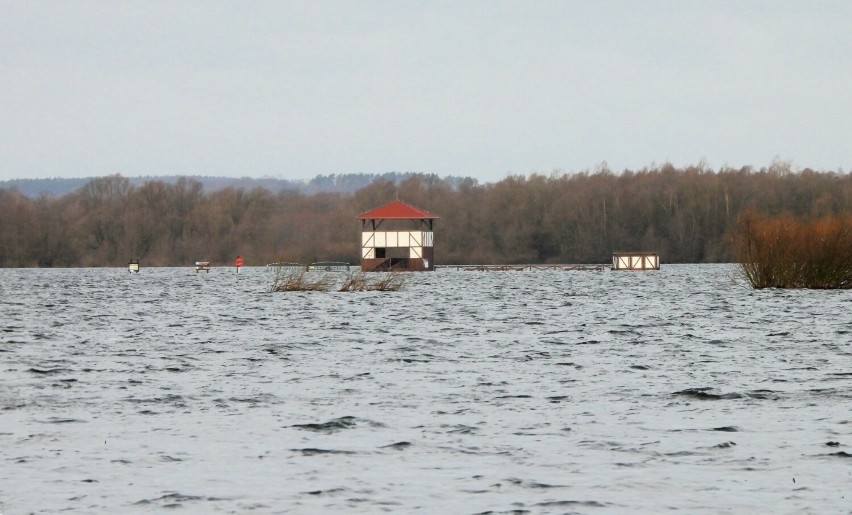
[0,163,850,268]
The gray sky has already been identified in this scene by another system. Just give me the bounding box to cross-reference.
[2,1,850,183]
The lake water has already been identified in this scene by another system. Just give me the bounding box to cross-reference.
[1,265,850,514]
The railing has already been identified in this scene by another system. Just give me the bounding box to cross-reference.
[266,261,350,272]
[436,264,607,271]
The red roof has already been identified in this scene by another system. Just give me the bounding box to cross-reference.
[357,200,439,220]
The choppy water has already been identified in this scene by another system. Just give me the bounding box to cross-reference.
[1,265,850,514]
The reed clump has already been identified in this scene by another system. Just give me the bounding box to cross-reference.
[270,268,335,292]
[338,272,404,292]
[270,265,404,292]
[732,211,852,289]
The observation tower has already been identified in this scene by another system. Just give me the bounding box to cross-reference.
[357,200,438,272]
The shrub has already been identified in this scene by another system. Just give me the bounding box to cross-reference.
[732,211,852,289]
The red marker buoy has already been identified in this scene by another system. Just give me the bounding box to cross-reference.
[235,256,244,272]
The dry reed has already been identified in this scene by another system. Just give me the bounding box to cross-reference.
[270,265,404,292]
[270,268,334,292]
[339,272,404,292]
[732,211,852,289]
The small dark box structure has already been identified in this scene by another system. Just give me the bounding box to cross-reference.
[357,200,438,272]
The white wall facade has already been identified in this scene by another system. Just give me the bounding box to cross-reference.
[612,253,660,270]
[362,231,433,249]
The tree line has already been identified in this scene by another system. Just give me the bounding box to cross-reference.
[1,164,850,268]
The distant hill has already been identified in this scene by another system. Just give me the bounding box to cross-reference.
[0,172,474,197]
[1,177,94,197]
[0,175,301,197]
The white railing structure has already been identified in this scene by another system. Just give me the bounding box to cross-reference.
[612,252,660,271]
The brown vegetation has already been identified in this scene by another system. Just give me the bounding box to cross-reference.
[269,265,404,292]
[1,164,851,267]
[270,267,335,292]
[338,272,404,292]
[732,211,852,289]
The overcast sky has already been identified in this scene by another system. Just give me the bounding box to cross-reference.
[2,1,850,183]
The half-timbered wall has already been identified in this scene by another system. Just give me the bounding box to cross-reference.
[361,231,433,259]
[612,253,660,270]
